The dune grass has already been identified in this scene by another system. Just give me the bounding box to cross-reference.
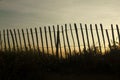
[0,46,120,80]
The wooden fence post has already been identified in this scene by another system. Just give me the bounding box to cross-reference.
[74,23,81,54]
[14,29,19,51]
[0,31,2,51]
[10,29,15,51]
[7,29,11,51]
[90,24,96,53]
[56,25,60,58]
[70,24,76,53]
[116,24,120,45]
[95,24,102,54]
[59,35,62,59]
[26,29,31,51]
[111,24,116,48]
[100,24,106,53]
[65,24,71,57]
[53,25,57,48]
[39,27,44,55]
[35,28,40,53]
[48,26,54,55]
[58,26,62,59]
[106,29,111,51]
[3,30,6,51]
[85,24,90,52]
[30,28,35,52]
[44,27,49,55]
[61,26,67,58]
[22,29,27,51]
[17,29,22,51]
[80,23,86,52]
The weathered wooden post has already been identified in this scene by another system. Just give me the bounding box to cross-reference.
[0,31,2,51]
[53,25,57,47]
[74,23,81,54]
[44,27,49,55]
[61,26,67,58]
[7,29,11,51]
[116,24,120,45]
[48,26,54,55]
[85,24,90,52]
[30,28,35,52]
[59,37,62,59]
[65,24,71,57]
[100,24,106,53]
[10,29,15,51]
[17,29,22,51]
[90,24,96,53]
[111,24,116,48]
[106,29,111,51]
[80,23,86,52]
[3,30,6,51]
[39,27,44,55]
[22,29,27,51]
[70,24,76,53]
[14,29,19,51]
[56,25,60,58]
[35,28,40,53]
[26,29,31,51]
[95,24,102,54]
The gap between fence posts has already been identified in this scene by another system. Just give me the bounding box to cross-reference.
[74,23,81,54]
[7,29,11,51]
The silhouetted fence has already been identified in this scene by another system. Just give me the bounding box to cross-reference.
[0,23,120,58]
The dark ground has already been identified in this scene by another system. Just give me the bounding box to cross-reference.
[0,49,120,80]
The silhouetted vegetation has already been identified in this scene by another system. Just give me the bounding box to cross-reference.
[0,24,120,80]
[0,45,120,80]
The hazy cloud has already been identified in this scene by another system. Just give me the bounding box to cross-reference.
[0,0,120,29]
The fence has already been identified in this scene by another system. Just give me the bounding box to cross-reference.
[0,23,120,58]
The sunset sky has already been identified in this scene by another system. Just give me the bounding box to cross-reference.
[0,0,120,29]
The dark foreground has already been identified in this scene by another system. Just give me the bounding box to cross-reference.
[0,50,120,80]
[43,73,120,80]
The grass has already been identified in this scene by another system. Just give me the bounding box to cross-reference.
[0,46,120,80]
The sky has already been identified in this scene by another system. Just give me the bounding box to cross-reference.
[0,0,120,29]
[0,0,120,53]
